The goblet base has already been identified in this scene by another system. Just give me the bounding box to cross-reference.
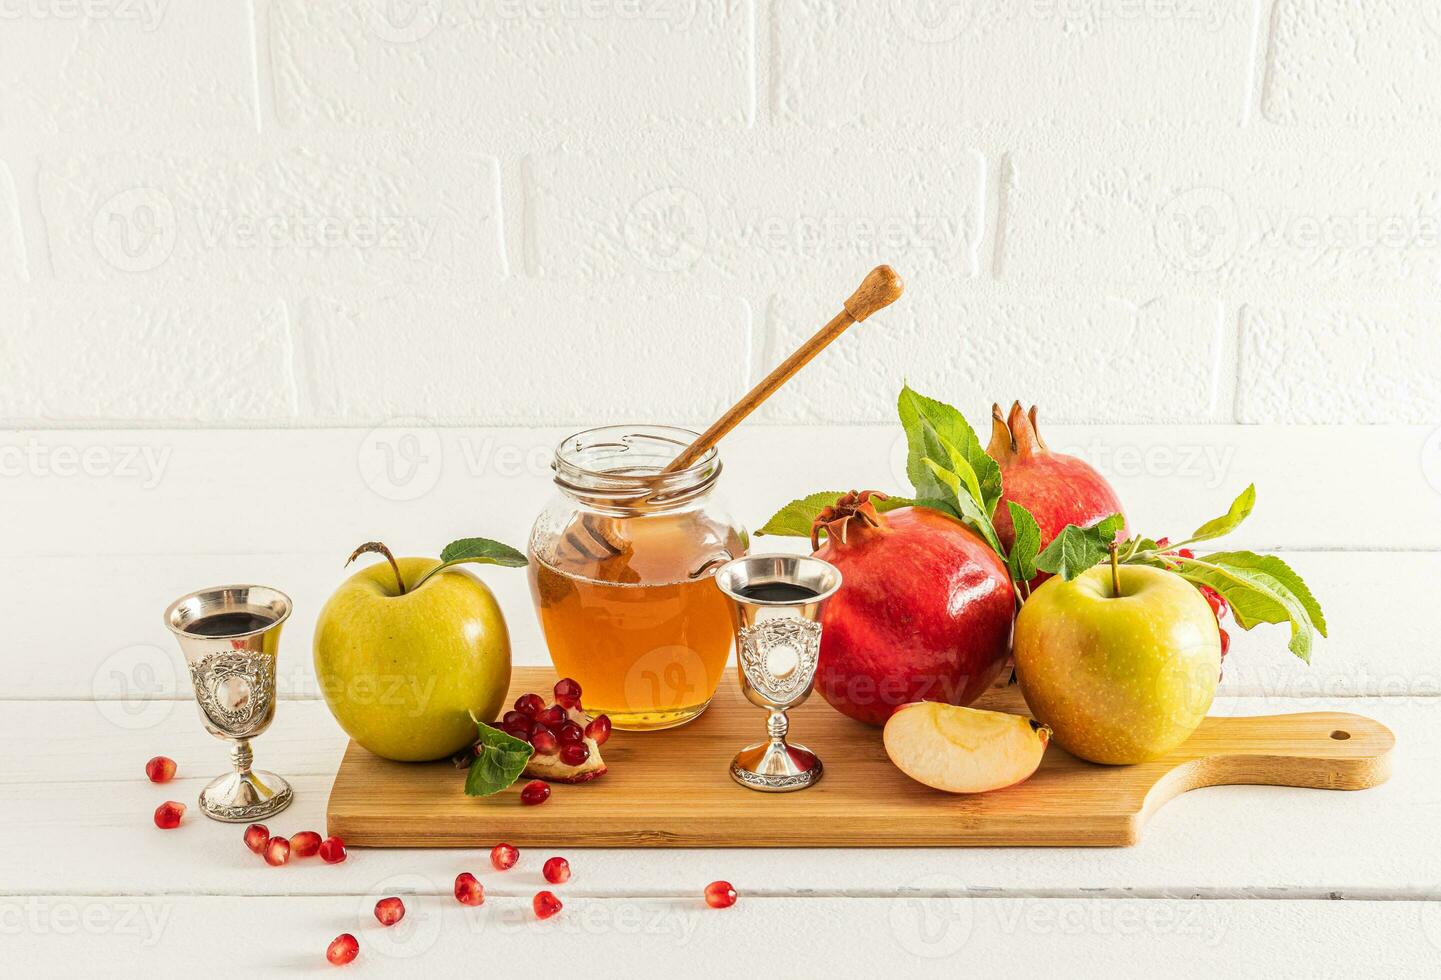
[730,739,822,793]
[198,769,294,823]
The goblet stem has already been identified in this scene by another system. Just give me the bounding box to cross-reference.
[767,710,789,743]
[231,739,253,776]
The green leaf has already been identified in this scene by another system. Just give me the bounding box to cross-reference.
[413,536,528,591]
[897,386,1002,516]
[464,722,534,797]
[1033,514,1127,580]
[1175,551,1327,662]
[1187,484,1257,544]
[756,492,914,538]
[1005,501,1042,584]
[922,457,1004,554]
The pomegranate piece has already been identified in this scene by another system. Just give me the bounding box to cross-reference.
[1200,585,1229,621]
[557,721,585,745]
[374,897,405,926]
[454,872,485,906]
[144,756,177,783]
[153,801,184,830]
[553,677,583,710]
[515,693,545,718]
[264,836,291,866]
[543,857,571,884]
[531,730,559,755]
[490,842,519,871]
[537,704,567,729]
[291,831,322,858]
[559,741,590,767]
[318,836,347,864]
[533,890,563,920]
[524,703,607,784]
[326,934,359,966]
[243,823,269,854]
[520,780,551,806]
[584,715,611,745]
[704,881,737,909]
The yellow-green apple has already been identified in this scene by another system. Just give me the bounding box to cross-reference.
[1014,564,1220,765]
[314,541,519,762]
[884,701,1050,793]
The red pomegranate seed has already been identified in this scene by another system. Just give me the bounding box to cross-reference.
[490,842,519,871]
[584,715,612,745]
[153,801,184,829]
[454,872,485,906]
[291,831,322,858]
[705,881,737,908]
[243,823,269,854]
[553,678,582,709]
[532,730,559,755]
[326,934,359,966]
[374,897,405,926]
[537,705,567,729]
[557,721,585,745]
[318,836,347,864]
[1219,627,1231,657]
[144,756,177,783]
[265,836,291,866]
[520,780,551,806]
[503,709,530,730]
[559,741,590,767]
[533,890,562,919]
[515,693,545,717]
[543,857,571,884]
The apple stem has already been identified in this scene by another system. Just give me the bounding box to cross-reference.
[347,541,407,596]
[1109,541,1122,597]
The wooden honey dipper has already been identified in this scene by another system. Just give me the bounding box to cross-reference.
[559,266,905,565]
[663,264,905,473]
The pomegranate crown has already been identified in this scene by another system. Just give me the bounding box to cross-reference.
[810,490,889,550]
[987,401,1051,463]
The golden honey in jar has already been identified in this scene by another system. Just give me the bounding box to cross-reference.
[528,426,747,730]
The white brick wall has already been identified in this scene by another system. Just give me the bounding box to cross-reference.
[1,0,1436,428]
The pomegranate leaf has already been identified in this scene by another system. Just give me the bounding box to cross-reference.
[1005,501,1042,584]
[1033,514,1126,580]
[1171,552,1326,662]
[898,385,1002,517]
[921,457,1004,554]
[464,722,534,797]
[1185,484,1256,544]
[757,491,914,538]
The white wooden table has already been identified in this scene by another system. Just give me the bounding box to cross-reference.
[6,424,1440,977]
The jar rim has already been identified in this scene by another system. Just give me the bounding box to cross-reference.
[551,424,720,507]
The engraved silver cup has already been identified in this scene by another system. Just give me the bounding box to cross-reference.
[714,554,841,792]
[164,585,294,822]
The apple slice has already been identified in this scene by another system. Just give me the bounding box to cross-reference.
[883,701,1049,793]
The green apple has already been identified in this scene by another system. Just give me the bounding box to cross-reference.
[1014,564,1220,765]
[314,551,513,762]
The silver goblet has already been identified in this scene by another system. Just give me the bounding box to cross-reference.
[164,585,294,822]
[714,554,842,792]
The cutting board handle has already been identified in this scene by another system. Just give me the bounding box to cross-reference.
[1151,711,1394,804]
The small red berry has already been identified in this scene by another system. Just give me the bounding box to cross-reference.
[291,831,322,858]
[553,677,583,709]
[490,842,519,871]
[532,730,559,755]
[538,705,567,729]
[1177,548,1195,560]
[533,890,562,919]
[559,741,590,767]
[144,756,176,783]
[1219,627,1231,657]
[326,934,359,966]
[520,780,551,806]
[374,897,405,926]
[454,872,484,906]
[584,715,611,745]
[543,857,571,884]
[558,721,585,745]
[705,881,737,908]
[265,836,291,866]
[243,823,269,854]
[515,693,545,717]
[318,836,347,864]
[153,801,184,829]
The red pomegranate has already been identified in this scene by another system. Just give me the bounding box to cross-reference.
[810,492,1015,726]
[988,402,1127,587]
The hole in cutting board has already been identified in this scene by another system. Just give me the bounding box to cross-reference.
[1330,730,1351,740]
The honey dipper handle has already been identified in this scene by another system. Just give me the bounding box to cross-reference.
[664,266,904,474]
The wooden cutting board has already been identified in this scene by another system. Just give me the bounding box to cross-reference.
[326,668,1394,848]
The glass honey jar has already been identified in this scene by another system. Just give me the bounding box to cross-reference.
[527,426,748,730]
